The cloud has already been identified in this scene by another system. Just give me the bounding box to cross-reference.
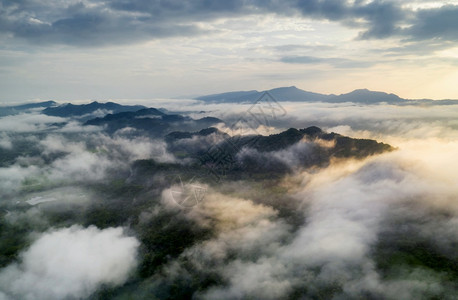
[193,144,458,298]
[88,133,177,165]
[155,191,294,299]
[43,132,175,177]
[0,132,12,149]
[1,102,458,298]
[142,130,458,299]
[235,138,321,173]
[292,0,405,39]
[0,130,176,199]
[2,0,455,47]
[0,225,139,300]
[353,0,406,39]
[0,113,65,132]
[0,0,207,46]
[56,121,102,132]
[166,130,229,159]
[406,5,458,41]
[0,164,40,197]
[0,0,204,46]
[272,43,335,53]
[49,148,112,182]
[264,102,458,142]
[280,55,375,68]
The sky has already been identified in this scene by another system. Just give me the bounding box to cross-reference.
[1,0,458,104]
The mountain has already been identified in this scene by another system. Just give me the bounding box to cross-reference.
[196,90,259,102]
[268,86,331,102]
[164,126,393,178]
[42,101,146,117]
[84,108,224,136]
[196,86,458,105]
[330,89,403,104]
[195,86,328,103]
[166,127,228,140]
[0,101,57,117]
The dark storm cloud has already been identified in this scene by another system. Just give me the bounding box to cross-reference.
[0,0,457,46]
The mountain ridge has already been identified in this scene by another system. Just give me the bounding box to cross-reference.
[195,86,458,104]
[152,125,394,179]
[84,108,223,136]
[0,101,57,117]
[42,101,146,117]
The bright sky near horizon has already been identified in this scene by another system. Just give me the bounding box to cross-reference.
[1,0,458,103]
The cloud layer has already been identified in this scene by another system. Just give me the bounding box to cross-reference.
[0,226,139,300]
[1,0,457,46]
[0,101,457,298]
[168,144,458,299]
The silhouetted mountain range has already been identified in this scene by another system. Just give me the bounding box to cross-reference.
[42,101,146,117]
[196,86,458,104]
[0,101,57,116]
[164,126,393,178]
[84,108,223,136]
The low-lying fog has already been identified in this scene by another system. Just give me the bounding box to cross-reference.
[0,100,457,299]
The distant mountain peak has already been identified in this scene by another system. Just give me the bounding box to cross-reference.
[335,89,402,103]
[269,85,298,90]
[42,101,146,117]
[196,86,407,104]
